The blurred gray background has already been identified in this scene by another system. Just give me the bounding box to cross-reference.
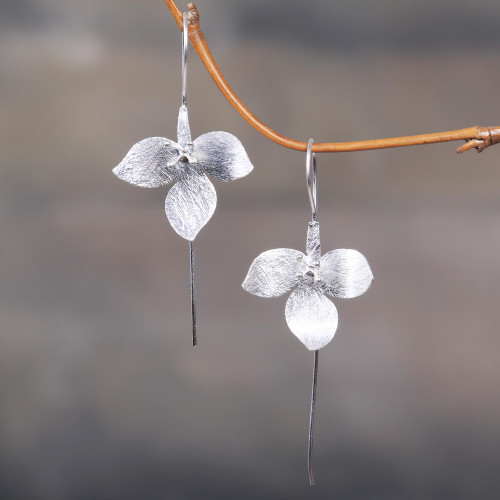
[2,1,500,498]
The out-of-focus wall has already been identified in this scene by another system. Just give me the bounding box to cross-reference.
[1,1,500,498]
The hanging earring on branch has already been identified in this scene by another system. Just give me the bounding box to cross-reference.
[113,12,253,345]
[242,139,373,484]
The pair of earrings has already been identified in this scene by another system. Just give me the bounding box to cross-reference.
[113,13,373,485]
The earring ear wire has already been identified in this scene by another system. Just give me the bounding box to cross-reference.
[181,11,188,107]
[306,138,317,222]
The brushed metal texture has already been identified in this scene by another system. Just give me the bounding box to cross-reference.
[113,104,253,240]
[177,104,191,147]
[242,248,305,298]
[194,131,253,181]
[319,249,373,299]
[243,221,373,350]
[113,137,179,188]
[165,167,217,241]
[305,221,321,266]
[285,286,338,351]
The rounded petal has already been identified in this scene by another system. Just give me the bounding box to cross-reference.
[285,287,338,351]
[113,137,179,188]
[242,248,304,298]
[319,249,373,299]
[194,131,253,181]
[165,169,217,241]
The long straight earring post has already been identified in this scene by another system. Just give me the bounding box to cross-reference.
[189,240,197,346]
[308,349,319,485]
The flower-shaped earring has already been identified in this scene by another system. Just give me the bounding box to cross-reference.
[113,13,253,345]
[242,140,373,484]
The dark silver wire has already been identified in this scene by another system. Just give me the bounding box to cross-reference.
[189,241,197,346]
[308,349,319,485]
[182,12,188,106]
[306,138,317,221]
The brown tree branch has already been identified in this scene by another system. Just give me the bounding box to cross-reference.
[164,0,500,155]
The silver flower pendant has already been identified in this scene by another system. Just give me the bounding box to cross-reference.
[113,104,253,240]
[243,221,373,349]
[114,104,253,344]
[243,220,373,483]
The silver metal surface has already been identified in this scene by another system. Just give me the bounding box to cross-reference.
[285,286,338,350]
[243,221,373,350]
[194,131,253,181]
[114,105,253,240]
[305,221,321,266]
[113,11,253,240]
[112,137,179,188]
[242,248,304,298]
[177,104,192,148]
[165,167,217,241]
[319,249,373,299]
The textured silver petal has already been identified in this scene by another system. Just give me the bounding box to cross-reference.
[319,249,373,298]
[113,137,179,188]
[165,168,217,241]
[177,104,192,147]
[194,131,254,181]
[285,287,338,351]
[242,248,305,298]
[305,221,321,266]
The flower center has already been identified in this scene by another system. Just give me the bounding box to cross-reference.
[296,256,322,284]
[167,141,198,167]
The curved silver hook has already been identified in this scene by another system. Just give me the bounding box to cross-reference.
[182,12,188,106]
[306,138,317,221]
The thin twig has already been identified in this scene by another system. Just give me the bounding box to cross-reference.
[164,1,500,155]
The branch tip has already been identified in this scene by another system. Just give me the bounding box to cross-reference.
[187,2,199,23]
[457,127,500,154]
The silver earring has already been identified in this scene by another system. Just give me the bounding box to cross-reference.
[113,12,253,345]
[242,139,373,484]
